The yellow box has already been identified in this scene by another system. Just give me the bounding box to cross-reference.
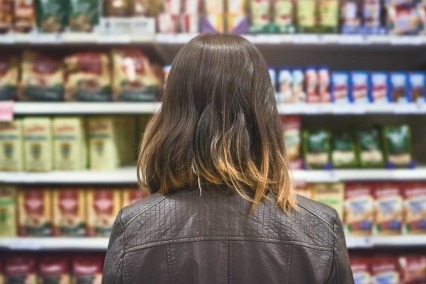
[0,120,24,171]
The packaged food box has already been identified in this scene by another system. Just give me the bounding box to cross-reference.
[0,120,24,171]
[249,0,270,33]
[87,189,121,237]
[277,68,293,103]
[227,0,248,33]
[53,189,87,237]
[291,68,306,103]
[305,66,319,103]
[314,183,345,218]
[201,0,224,32]
[23,117,53,172]
[296,0,316,33]
[408,72,425,103]
[294,182,314,200]
[0,186,16,236]
[370,72,390,103]
[65,52,112,101]
[72,254,104,284]
[403,183,426,234]
[18,188,52,236]
[387,5,422,35]
[344,183,374,236]
[68,0,100,32]
[281,116,302,169]
[331,72,350,103]
[14,0,36,33]
[53,117,87,171]
[363,0,382,33]
[36,0,67,33]
[122,188,149,207]
[340,1,362,34]
[0,0,13,33]
[303,129,331,169]
[389,72,410,103]
[383,125,412,167]
[273,0,296,33]
[39,254,71,284]
[371,256,400,284]
[374,183,403,235]
[5,254,37,284]
[19,51,64,101]
[318,0,339,33]
[332,131,358,168]
[356,128,384,168]
[0,55,18,100]
[399,255,426,284]
[350,256,372,284]
[350,72,370,103]
[318,66,331,102]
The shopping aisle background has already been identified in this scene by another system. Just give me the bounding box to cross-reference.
[0,0,426,283]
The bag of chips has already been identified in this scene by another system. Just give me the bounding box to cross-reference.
[36,0,67,33]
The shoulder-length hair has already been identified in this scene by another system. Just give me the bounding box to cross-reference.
[137,33,296,212]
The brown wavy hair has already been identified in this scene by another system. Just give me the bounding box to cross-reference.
[137,33,296,212]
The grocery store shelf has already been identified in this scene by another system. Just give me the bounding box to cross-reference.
[11,102,426,115]
[0,236,424,251]
[1,168,426,184]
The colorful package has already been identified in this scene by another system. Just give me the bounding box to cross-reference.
[331,72,350,103]
[0,55,18,100]
[371,256,400,284]
[350,257,372,284]
[269,67,276,90]
[341,1,362,34]
[39,255,71,284]
[281,116,302,169]
[122,188,149,207]
[363,0,382,33]
[403,183,426,234]
[389,72,410,103]
[14,0,36,33]
[19,51,64,101]
[291,68,306,102]
[408,72,425,103]
[0,120,24,171]
[249,0,271,33]
[344,183,374,236]
[227,0,248,33]
[350,72,370,103]
[273,0,295,33]
[104,0,130,16]
[202,0,224,32]
[387,5,422,35]
[318,0,339,33]
[399,255,426,283]
[0,0,13,33]
[87,189,121,237]
[318,66,331,102]
[72,254,104,284]
[36,0,67,33]
[297,0,316,33]
[53,189,87,237]
[18,188,52,236]
[23,117,53,172]
[305,66,319,103]
[370,72,390,103]
[68,0,99,32]
[374,184,403,235]
[332,131,358,168]
[294,182,314,200]
[5,254,37,284]
[314,183,345,218]
[0,186,16,236]
[383,125,412,167]
[356,128,384,168]
[277,68,293,103]
[303,129,331,169]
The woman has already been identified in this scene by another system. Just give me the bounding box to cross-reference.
[103,34,354,284]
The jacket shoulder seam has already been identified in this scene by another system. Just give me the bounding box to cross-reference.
[123,195,169,228]
[296,202,334,229]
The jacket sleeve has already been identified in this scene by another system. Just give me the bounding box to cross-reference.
[102,210,125,284]
[327,212,355,284]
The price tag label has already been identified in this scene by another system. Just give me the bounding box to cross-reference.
[0,101,14,121]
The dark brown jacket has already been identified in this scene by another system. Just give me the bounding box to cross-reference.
[103,186,354,284]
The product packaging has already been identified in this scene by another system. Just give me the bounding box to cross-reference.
[281,116,302,169]
[331,72,350,103]
[318,0,339,33]
[403,183,426,234]
[72,254,103,284]
[291,68,306,102]
[374,183,403,235]
[303,129,331,169]
[18,188,52,236]
[104,0,130,16]
[350,71,370,103]
[363,0,383,34]
[331,131,358,168]
[0,186,16,236]
[314,183,345,218]
[273,0,295,33]
[0,55,18,100]
[356,128,384,168]
[122,188,149,207]
[14,0,36,33]
[370,72,390,103]
[344,183,374,236]
[350,256,372,284]
[39,255,71,284]
[65,52,112,101]
[36,0,67,33]
[114,116,136,165]
[53,189,87,237]
[227,0,249,33]
[387,4,422,35]
[296,0,316,33]
[294,182,314,200]
[0,0,13,33]
[371,256,401,284]
[68,0,100,32]
[408,72,425,103]
[23,117,53,172]
[389,72,410,103]
[399,255,426,283]
[249,0,271,33]
[383,124,412,168]
[340,1,362,34]
[277,68,293,103]
[201,0,224,32]
[305,66,319,103]
[87,189,121,237]
[5,254,37,284]
[0,120,24,171]
[318,66,331,102]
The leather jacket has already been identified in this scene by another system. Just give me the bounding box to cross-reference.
[103,186,354,284]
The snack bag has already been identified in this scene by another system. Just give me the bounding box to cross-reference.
[0,0,13,33]
[331,72,350,103]
[314,183,345,218]
[5,254,37,284]
[389,72,410,103]
[318,66,331,102]
[387,4,422,35]
[53,189,87,237]
[291,68,306,102]
[72,254,104,284]
[281,116,302,169]
[0,186,17,236]
[350,256,372,284]
[68,0,100,32]
[20,51,64,101]
[303,129,331,169]
[273,0,295,33]
[399,255,426,283]
[112,49,161,101]
[0,120,24,171]
[408,72,425,103]
[65,52,111,101]
[403,183,426,234]
[332,131,358,168]
[356,128,384,168]
[14,0,36,33]
[370,72,390,103]
[0,55,18,100]
[363,0,382,33]
[18,188,52,236]
[297,0,316,33]
[344,183,374,236]
[318,0,339,33]
[39,255,71,284]
[374,184,403,235]
[36,0,67,33]
[53,117,87,171]
[305,66,319,103]
[23,117,53,172]
[87,189,121,237]
[277,68,293,103]
[341,1,362,34]
[383,125,412,167]
[350,72,370,103]
[122,188,149,207]
[249,0,271,33]
[371,256,400,284]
